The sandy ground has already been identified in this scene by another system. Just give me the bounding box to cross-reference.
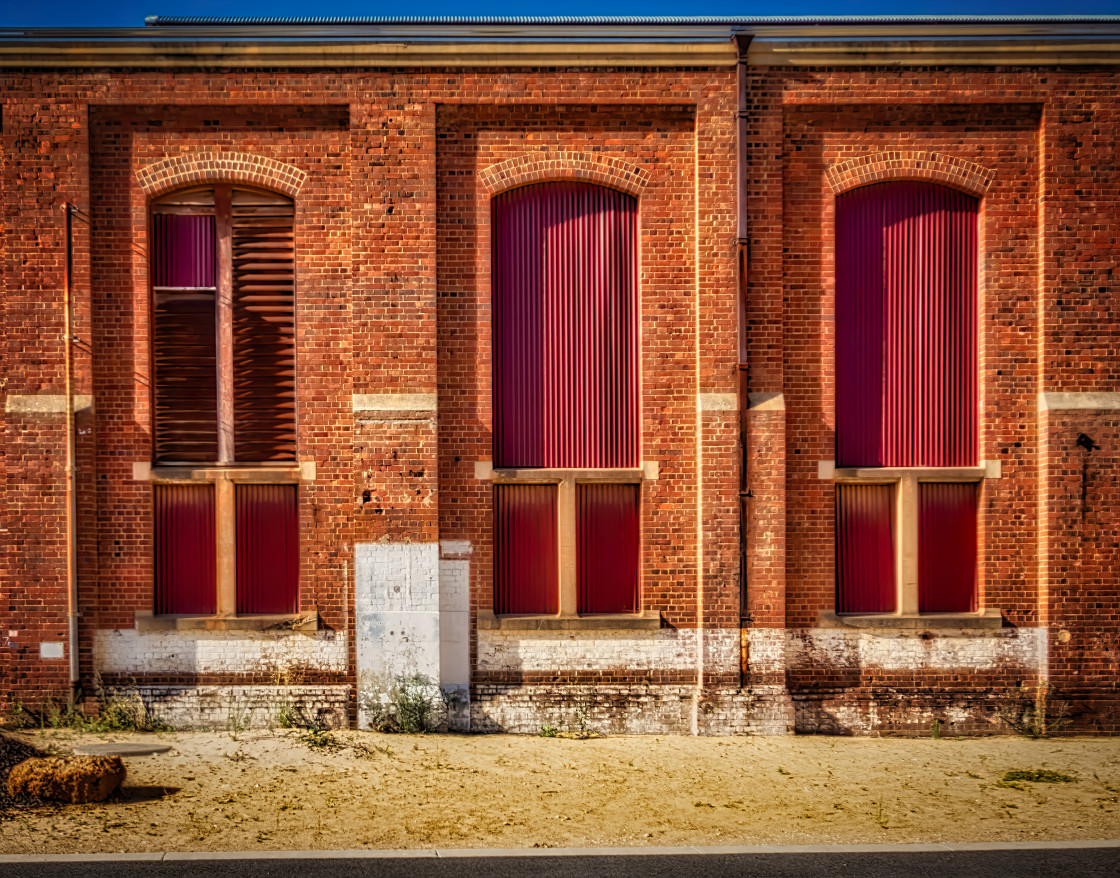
[0,729,1117,854]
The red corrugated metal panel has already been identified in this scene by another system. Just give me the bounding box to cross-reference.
[494,484,558,614]
[231,189,297,462]
[154,483,216,615]
[153,214,216,288]
[577,483,640,614]
[151,213,219,463]
[836,182,977,467]
[236,483,299,614]
[919,482,978,613]
[836,484,895,614]
[493,182,638,468]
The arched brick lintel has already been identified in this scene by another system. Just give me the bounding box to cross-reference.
[478,152,651,199]
[136,151,307,198]
[826,151,995,198]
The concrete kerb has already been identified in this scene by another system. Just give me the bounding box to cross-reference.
[2,840,1119,863]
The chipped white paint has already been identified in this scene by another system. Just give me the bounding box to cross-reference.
[743,684,796,736]
[352,393,437,412]
[745,628,786,676]
[354,543,441,727]
[473,684,699,736]
[5,394,92,414]
[439,540,473,557]
[478,628,739,674]
[1039,391,1120,411]
[439,558,471,730]
[135,685,349,730]
[748,392,785,411]
[786,627,1045,672]
[699,392,737,412]
[93,629,347,674]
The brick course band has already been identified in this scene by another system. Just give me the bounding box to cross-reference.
[825,151,995,197]
[136,151,308,197]
[478,151,651,198]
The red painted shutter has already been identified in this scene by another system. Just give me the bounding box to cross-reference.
[231,189,297,462]
[836,182,977,467]
[151,213,219,463]
[919,482,978,613]
[836,484,895,614]
[493,182,638,468]
[494,484,558,614]
[236,483,298,614]
[577,483,640,614]
[154,483,216,615]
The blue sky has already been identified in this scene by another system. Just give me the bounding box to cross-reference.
[3,1,1118,29]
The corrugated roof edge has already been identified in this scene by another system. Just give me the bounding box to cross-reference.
[143,15,1120,26]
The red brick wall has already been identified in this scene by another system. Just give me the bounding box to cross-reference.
[743,65,1120,732]
[435,92,738,688]
[1,66,738,714]
[2,60,1116,733]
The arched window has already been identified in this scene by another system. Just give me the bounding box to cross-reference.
[151,185,297,464]
[834,182,978,615]
[150,185,298,617]
[491,182,641,616]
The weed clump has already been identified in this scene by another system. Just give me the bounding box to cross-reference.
[998,682,1070,738]
[359,672,448,734]
[4,687,167,735]
[1002,768,1077,784]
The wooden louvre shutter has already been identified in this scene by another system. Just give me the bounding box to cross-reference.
[231,189,297,461]
[151,209,219,463]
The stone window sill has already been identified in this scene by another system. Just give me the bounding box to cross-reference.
[817,608,1003,630]
[137,462,313,483]
[828,465,994,482]
[477,609,662,631]
[134,610,318,633]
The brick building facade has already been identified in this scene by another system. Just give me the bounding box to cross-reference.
[1,17,1118,735]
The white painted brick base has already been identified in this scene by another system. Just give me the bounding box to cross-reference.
[787,627,1046,672]
[93,629,347,674]
[130,685,350,730]
[471,683,795,736]
[477,628,740,674]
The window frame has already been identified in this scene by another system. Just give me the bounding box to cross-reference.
[830,466,991,625]
[829,180,993,626]
[487,181,650,623]
[148,183,299,468]
[144,184,305,625]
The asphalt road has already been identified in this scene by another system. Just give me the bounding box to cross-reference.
[3,846,1119,878]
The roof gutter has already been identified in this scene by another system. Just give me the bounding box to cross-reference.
[0,21,1118,68]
